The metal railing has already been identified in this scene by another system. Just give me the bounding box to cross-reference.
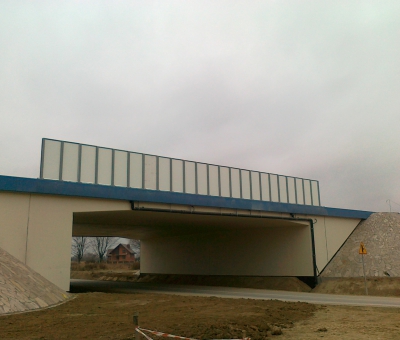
[40,138,321,206]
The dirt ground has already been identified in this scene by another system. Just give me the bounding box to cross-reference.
[315,277,400,297]
[0,292,315,340]
[280,305,400,339]
[2,290,400,340]
[3,267,400,339]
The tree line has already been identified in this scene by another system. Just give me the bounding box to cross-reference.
[71,237,140,263]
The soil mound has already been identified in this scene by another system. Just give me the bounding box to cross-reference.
[322,212,400,278]
[71,271,312,292]
[313,277,400,297]
[136,274,312,292]
[0,247,71,315]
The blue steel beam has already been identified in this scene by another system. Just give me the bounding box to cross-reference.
[0,175,373,219]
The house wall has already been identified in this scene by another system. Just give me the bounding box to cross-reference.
[108,245,136,263]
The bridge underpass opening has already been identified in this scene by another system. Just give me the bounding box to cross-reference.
[72,209,315,280]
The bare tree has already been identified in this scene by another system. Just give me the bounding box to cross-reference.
[72,237,88,263]
[129,239,141,259]
[90,237,117,262]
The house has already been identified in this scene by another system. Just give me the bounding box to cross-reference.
[107,243,136,263]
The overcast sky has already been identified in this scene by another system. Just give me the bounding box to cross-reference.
[1,1,399,212]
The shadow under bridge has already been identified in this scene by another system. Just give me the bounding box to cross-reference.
[72,209,315,281]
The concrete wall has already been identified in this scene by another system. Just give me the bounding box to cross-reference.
[0,190,362,290]
[0,192,130,290]
[311,215,361,274]
[134,201,362,276]
[141,224,314,276]
[322,213,400,277]
[0,192,31,263]
[139,215,360,277]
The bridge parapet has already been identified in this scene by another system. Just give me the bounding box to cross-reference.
[40,138,321,206]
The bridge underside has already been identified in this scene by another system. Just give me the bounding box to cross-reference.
[73,210,314,278]
[73,209,308,239]
[0,176,367,290]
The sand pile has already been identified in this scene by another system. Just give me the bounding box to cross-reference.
[0,247,71,315]
[322,212,400,278]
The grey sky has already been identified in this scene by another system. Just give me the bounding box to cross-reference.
[1,1,399,212]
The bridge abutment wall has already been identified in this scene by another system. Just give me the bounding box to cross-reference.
[0,189,363,290]
[141,225,314,276]
[0,191,130,290]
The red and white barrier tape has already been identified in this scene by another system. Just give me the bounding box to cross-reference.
[137,327,197,340]
[136,327,250,340]
[136,327,154,340]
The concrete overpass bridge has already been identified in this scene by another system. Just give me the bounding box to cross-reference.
[0,139,372,291]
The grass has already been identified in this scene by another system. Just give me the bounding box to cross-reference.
[71,261,140,271]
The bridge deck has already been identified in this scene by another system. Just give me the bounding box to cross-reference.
[0,175,372,219]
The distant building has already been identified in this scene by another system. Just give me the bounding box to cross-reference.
[107,244,137,263]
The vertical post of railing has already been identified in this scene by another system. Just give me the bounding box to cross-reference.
[182,161,186,193]
[285,176,289,203]
[195,162,198,194]
[169,158,173,192]
[156,156,159,191]
[268,174,272,202]
[218,166,221,197]
[127,152,131,188]
[206,164,210,196]
[111,149,115,186]
[141,154,145,189]
[77,144,82,183]
[228,167,232,198]
[40,138,45,179]
[310,180,313,205]
[59,141,64,181]
[277,175,281,202]
[239,169,243,199]
[95,147,99,184]
[249,171,253,200]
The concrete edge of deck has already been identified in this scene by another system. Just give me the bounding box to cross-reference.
[0,175,373,219]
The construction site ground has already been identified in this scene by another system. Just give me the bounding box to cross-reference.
[1,269,400,339]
